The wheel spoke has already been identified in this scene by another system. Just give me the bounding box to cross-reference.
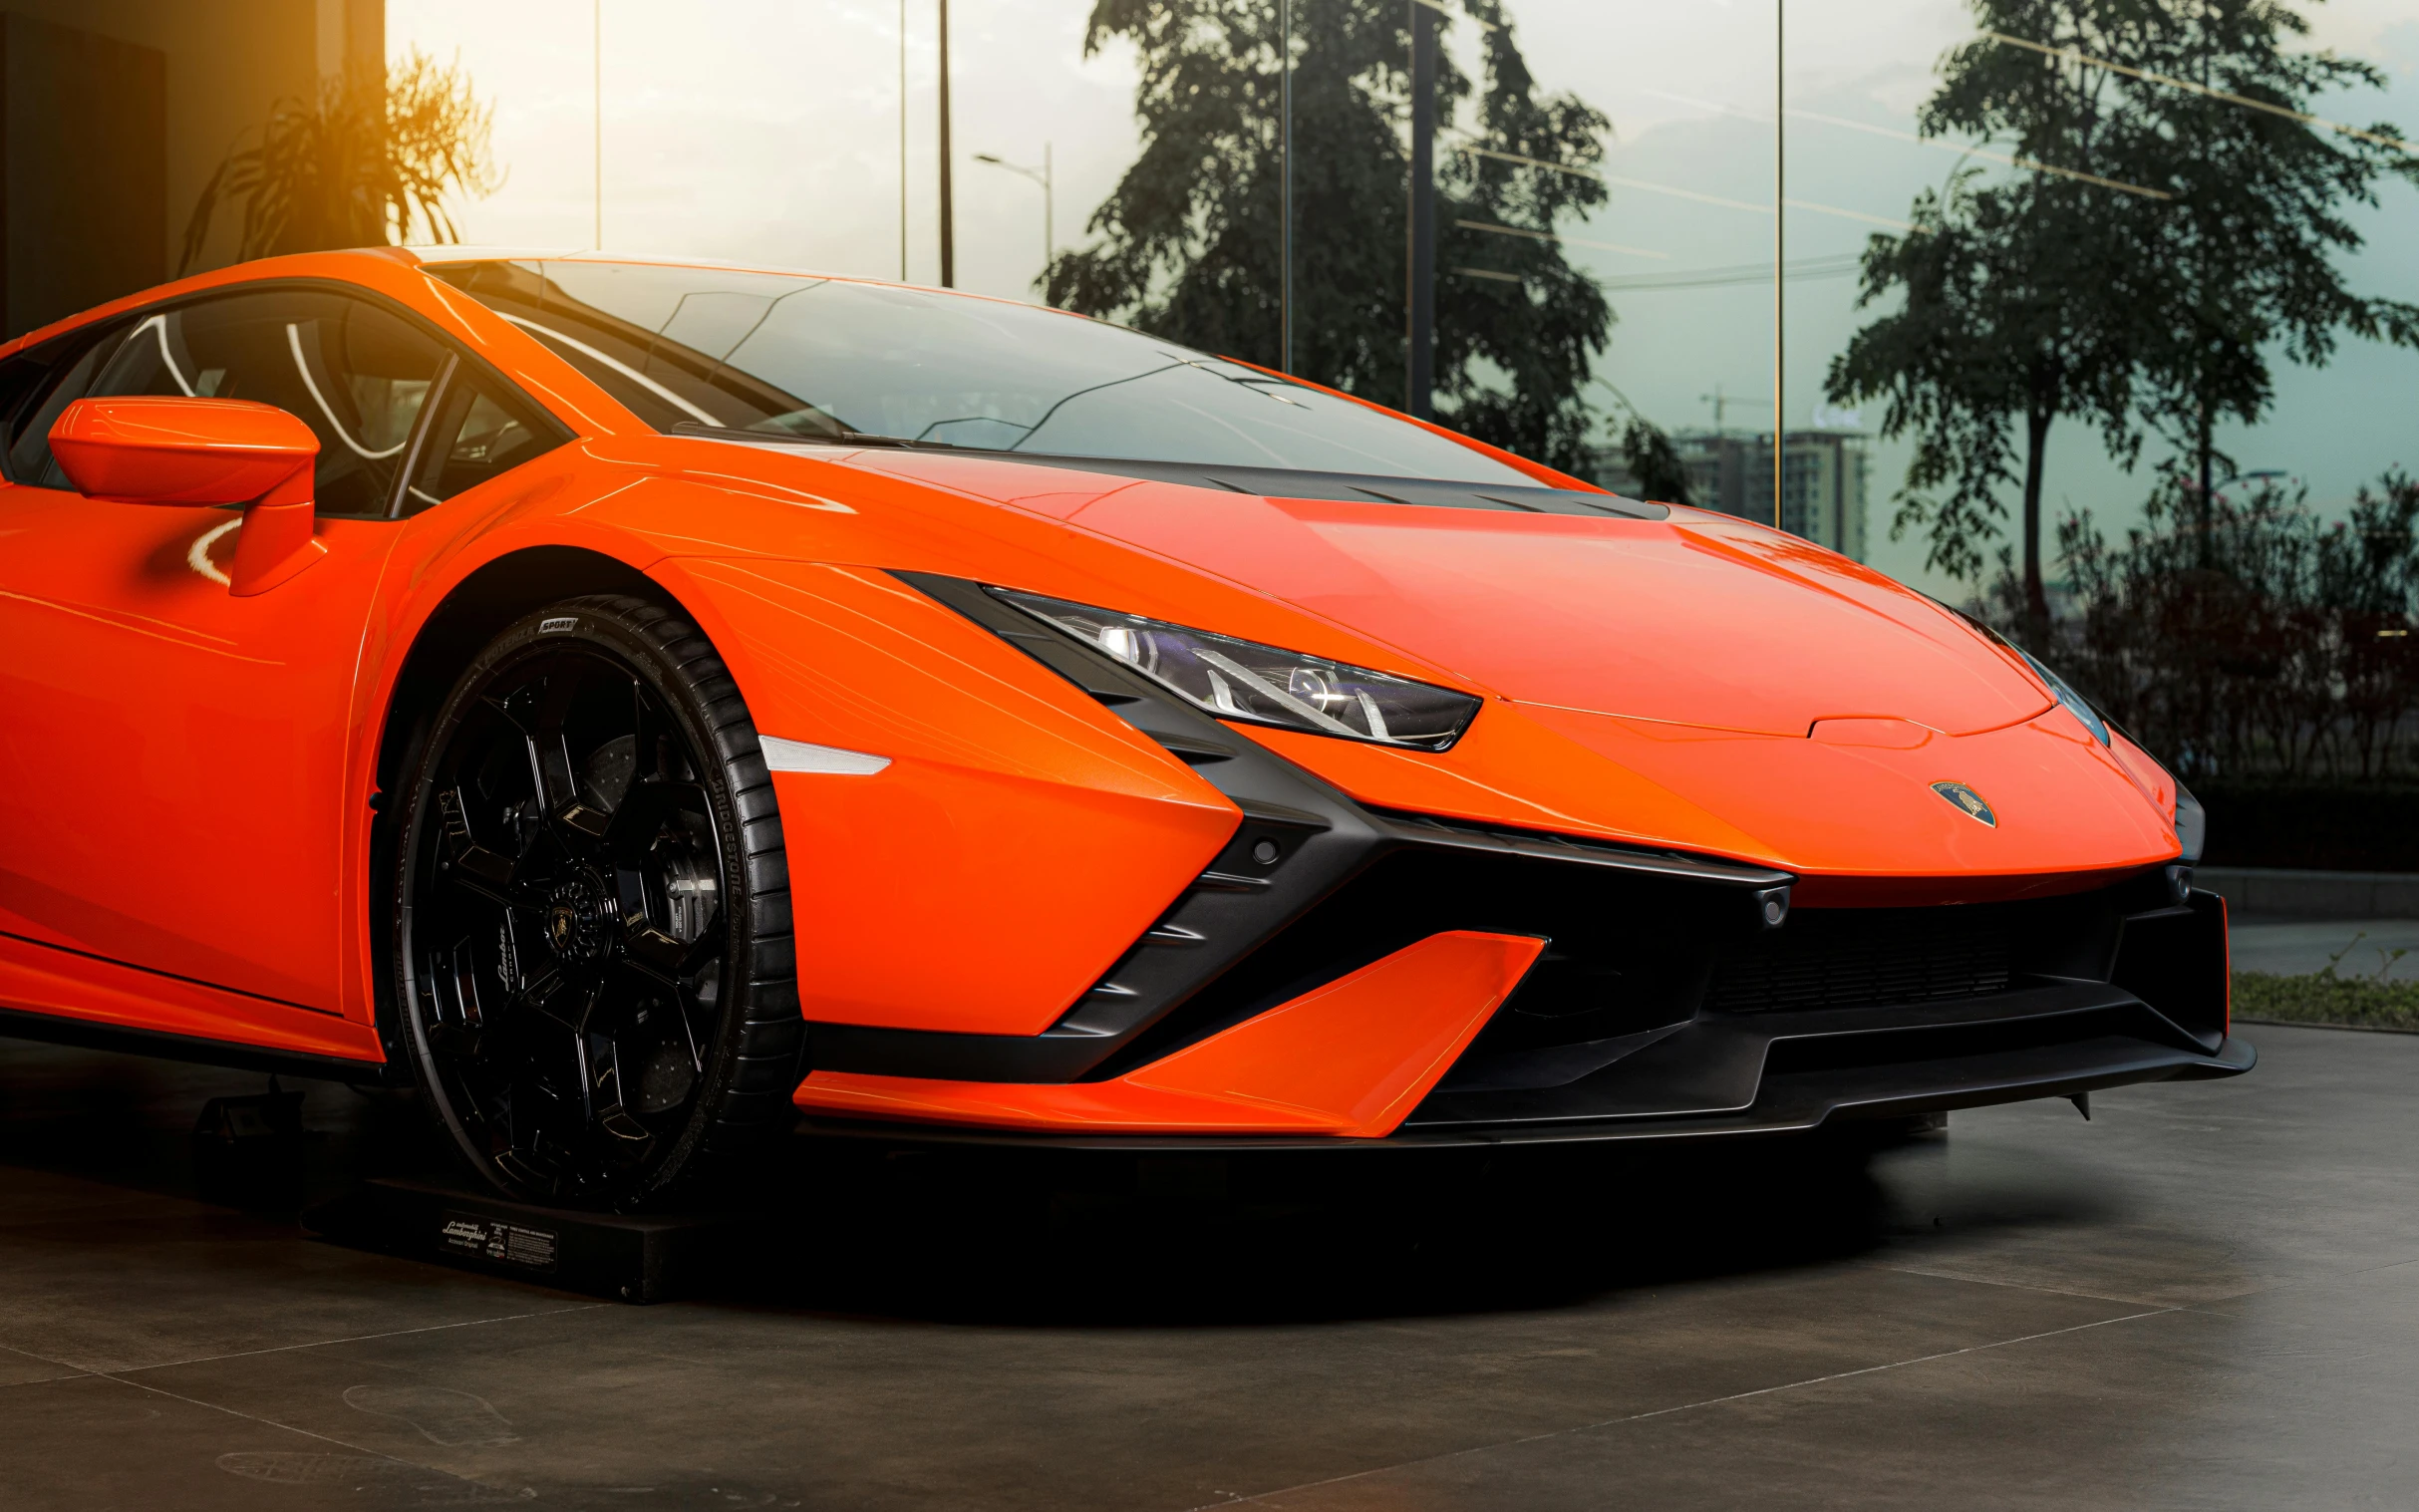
[679,909,727,975]
[603,779,709,857]
[622,924,689,989]
[523,655,587,817]
[630,679,678,784]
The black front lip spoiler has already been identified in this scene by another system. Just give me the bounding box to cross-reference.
[795,1032,2257,1153]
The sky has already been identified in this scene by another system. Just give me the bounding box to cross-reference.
[390,0,2419,596]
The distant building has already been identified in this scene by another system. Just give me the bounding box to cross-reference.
[1590,429,1870,562]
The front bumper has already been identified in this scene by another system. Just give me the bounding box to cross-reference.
[793,573,2252,1146]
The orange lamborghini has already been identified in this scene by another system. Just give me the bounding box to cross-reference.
[0,249,2248,1207]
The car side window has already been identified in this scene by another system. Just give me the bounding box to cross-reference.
[402,366,567,513]
[1,323,128,489]
[85,288,449,518]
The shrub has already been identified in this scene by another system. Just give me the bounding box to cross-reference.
[1986,469,2419,784]
[2233,971,2419,1032]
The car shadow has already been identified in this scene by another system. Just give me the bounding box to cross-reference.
[0,1040,2061,1329]
[698,1126,1928,1327]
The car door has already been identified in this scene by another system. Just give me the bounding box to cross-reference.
[0,284,449,1020]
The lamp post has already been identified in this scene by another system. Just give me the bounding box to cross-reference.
[938,0,954,287]
[1405,0,1436,421]
[1772,0,1784,528]
[1280,0,1293,373]
[974,147,1054,293]
[593,0,603,250]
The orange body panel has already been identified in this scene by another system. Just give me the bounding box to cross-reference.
[683,556,1238,1035]
[0,930,380,1062]
[793,931,1545,1135]
[0,492,397,1014]
[0,247,2208,1130]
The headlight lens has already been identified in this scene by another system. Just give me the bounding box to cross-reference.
[991,587,1482,751]
[2173,781,2207,864]
[2016,648,2111,748]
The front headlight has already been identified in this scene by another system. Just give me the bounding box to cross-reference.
[2016,648,2111,748]
[2173,781,2207,864]
[991,587,1482,751]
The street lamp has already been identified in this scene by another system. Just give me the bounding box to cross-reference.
[974,147,1054,293]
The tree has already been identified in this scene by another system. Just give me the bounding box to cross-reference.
[1828,0,2418,630]
[1829,2,2175,634]
[2108,2,2419,547]
[1048,0,1615,474]
[180,50,499,273]
[1595,380,1693,505]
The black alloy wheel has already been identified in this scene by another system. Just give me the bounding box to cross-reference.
[394,594,800,1208]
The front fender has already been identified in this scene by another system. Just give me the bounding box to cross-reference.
[660,555,1241,1038]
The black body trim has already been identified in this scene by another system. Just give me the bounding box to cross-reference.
[796,1031,2255,1152]
[682,432,1666,520]
[0,1006,399,1086]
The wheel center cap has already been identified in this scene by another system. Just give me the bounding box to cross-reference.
[545,874,615,964]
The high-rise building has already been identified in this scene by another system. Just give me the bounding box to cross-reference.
[1589,429,1870,561]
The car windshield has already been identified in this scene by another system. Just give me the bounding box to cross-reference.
[424,259,1539,485]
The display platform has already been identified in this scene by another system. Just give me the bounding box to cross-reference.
[304,1175,771,1304]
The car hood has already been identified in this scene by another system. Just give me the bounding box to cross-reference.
[1027,476,2052,738]
[602,442,2172,878]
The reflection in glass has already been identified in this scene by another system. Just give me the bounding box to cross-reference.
[426,259,1540,485]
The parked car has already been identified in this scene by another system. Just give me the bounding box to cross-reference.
[0,250,2248,1207]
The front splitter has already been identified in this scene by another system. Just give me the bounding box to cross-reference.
[794,1033,2255,1154]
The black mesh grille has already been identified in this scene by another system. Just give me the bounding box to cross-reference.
[1704,906,2014,1013]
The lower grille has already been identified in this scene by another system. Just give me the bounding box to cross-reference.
[1705,906,2014,1013]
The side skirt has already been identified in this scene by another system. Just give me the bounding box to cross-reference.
[0,929,394,1083]
[0,1005,400,1084]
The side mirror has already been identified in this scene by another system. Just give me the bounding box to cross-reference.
[50,396,323,596]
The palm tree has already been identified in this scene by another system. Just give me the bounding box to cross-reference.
[179,49,499,273]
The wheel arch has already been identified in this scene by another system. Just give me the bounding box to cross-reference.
[365,545,692,1055]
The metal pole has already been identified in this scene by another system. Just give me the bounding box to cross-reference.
[1281,0,1294,373]
[900,0,908,281]
[593,0,603,250]
[1771,0,1784,529]
[938,0,955,288]
[1406,0,1435,420]
[1044,142,1054,272]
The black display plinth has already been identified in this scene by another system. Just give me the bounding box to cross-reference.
[304,1175,770,1304]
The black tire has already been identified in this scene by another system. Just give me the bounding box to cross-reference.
[393,593,801,1208]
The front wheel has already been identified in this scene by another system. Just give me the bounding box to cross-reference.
[393,594,801,1208]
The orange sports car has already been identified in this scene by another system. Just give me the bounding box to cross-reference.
[0,249,2248,1208]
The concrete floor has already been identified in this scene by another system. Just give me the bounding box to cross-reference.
[0,1021,2412,1510]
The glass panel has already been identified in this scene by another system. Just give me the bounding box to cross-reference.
[427,258,1543,483]
[406,367,566,512]
[1,324,124,490]
[1537,4,1783,516]
[88,291,447,517]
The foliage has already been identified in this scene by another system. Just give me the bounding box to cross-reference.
[2105,2,2419,512]
[1593,381,1691,505]
[1829,162,2144,627]
[1830,0,2418,633]
[1614,415,1693,507]
[2233,972,2419,1032]
[180,50,498,273]
[1049,0,1614,473]
[2004,469,2419,782]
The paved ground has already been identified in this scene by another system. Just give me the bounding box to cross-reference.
[2229,915,2419,980]
[0,1013,2411,1511]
